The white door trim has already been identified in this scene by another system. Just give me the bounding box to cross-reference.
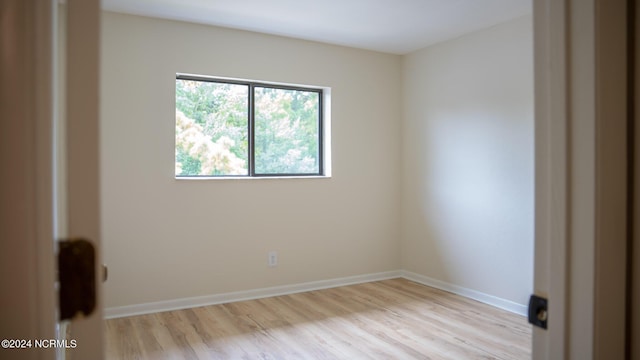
[0,0,103,359]
[0,1,57,359]
[632,0,640,356]
[532,0,569,357]
[533,0,630,358]
[63,0,104,358]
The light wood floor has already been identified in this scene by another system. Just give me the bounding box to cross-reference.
[106,278,531,359]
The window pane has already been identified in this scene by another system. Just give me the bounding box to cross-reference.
[175,79,248,176]
[254,87,320,174]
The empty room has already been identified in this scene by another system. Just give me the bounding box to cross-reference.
[98,0,533,358]
[6,0,640,359]
[99,0,534,358]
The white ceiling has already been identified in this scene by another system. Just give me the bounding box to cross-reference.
[101,0,531,54]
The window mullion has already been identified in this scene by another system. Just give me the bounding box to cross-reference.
[248,84,255,176]
[318,92,323,175]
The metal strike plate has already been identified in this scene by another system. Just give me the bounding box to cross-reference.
[528,294,548,329]
[102,264,108,283]
[58,238,96,321]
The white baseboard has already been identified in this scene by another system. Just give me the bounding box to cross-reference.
[400,270,528,316]
[104,270,402,319]
[105,270,527,319]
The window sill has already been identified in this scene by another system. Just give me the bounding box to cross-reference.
[174,175,332,181]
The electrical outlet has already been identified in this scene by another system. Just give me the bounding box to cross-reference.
[268,251,278,267]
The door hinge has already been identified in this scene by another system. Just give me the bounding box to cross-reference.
[58,238,96,321]
[528,294,548,329]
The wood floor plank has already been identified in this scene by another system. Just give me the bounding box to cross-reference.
[265,294,376,359]
[106,278,531,359]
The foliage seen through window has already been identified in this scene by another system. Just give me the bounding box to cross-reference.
[175,77,323,177]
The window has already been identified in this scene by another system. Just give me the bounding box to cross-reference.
[175,74,325,177]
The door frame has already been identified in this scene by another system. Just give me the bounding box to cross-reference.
[533,0,629,358]
[0,1,57,358]
[633,0,640,356]
[532,0,568,356]
[63,0,104,357]
[0,0,103,359]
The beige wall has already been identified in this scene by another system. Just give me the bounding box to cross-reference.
[101,12,534,311]
[400,16,534,306]
[100,11,402,308]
